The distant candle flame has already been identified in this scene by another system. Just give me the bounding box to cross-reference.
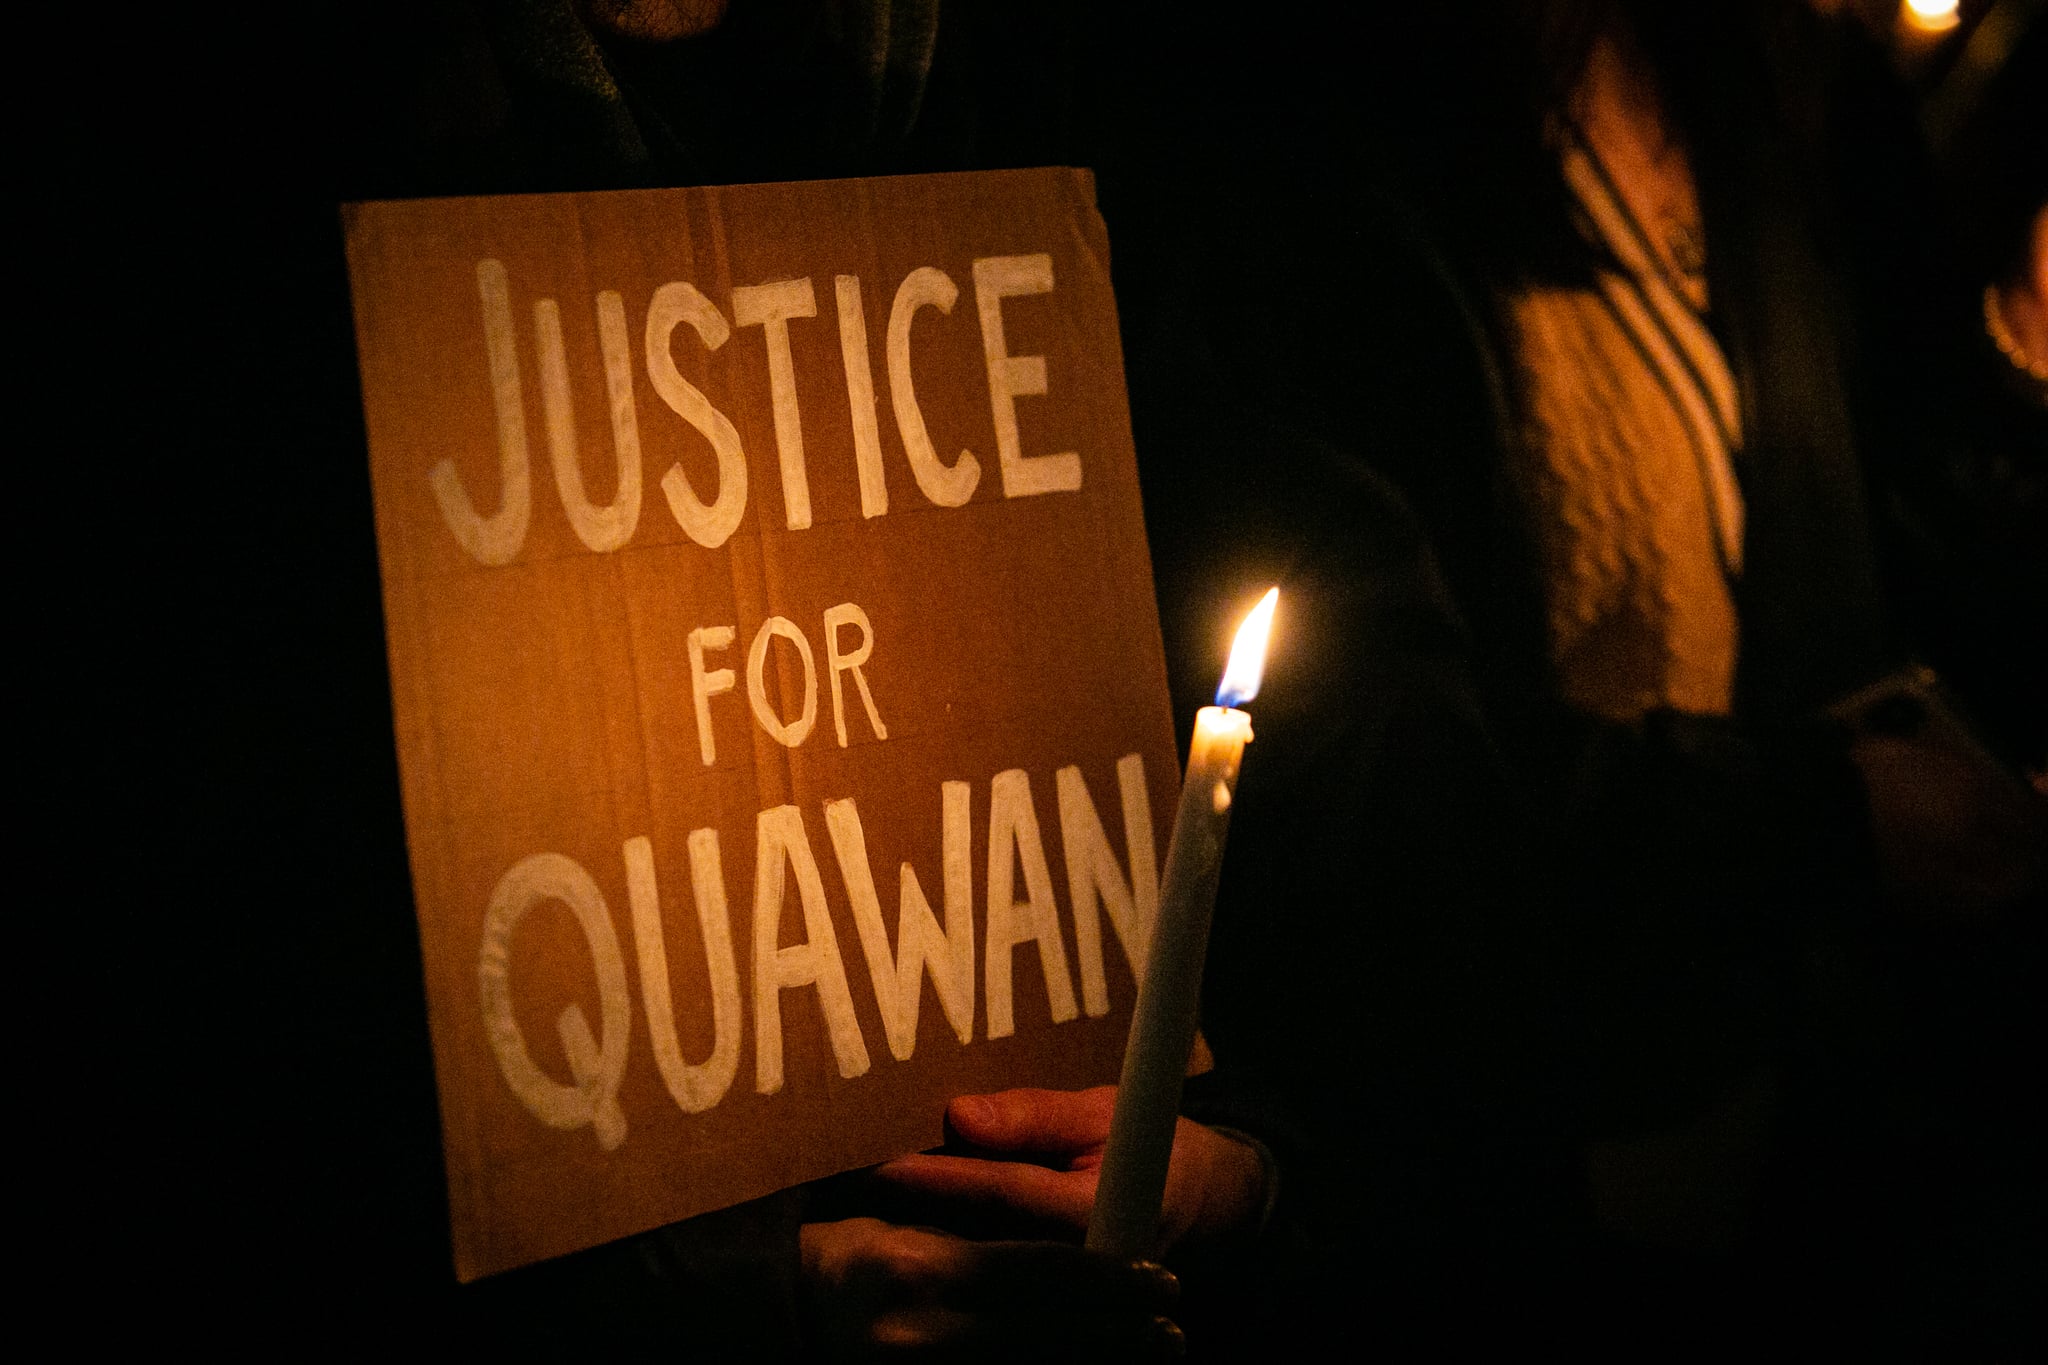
[1903,0,1959,32]
[1215,588,1278,708]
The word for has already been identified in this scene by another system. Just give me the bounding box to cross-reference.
[689,603,885,761]
[437,255,1082,565]
[478,755,1157,1150]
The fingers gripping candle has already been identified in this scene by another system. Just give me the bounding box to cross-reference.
[1087,588,1278,1257]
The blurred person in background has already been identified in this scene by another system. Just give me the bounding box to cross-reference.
[128,0,2040,1356]
[871,0,2044,1357]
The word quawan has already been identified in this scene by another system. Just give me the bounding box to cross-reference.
[436,255,1080,565]
[479,755,1159,1150]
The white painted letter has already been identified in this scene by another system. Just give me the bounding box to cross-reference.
[825,786,975,1059]
[1057,754,1159,1018]
[688,625,737,766]
[747,617,818,748]
[477,851,630,1149]
[835,276,888,518]
[972,254,1080,498]
[823,601,887,748]
[732,278,819,530]
[645,281,748,548]
[534,293,643,552]
[752,805,871,1092]
[432,259,531,565]
[887,267,981,507]
[625,832,741,1114]
[984,768,1079,1039]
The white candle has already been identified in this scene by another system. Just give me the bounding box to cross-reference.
[1087,588,1277,1257]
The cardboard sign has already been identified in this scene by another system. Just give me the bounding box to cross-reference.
[343,167,1179,1280]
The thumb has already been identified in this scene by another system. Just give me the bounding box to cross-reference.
[948,1086,1118,1155]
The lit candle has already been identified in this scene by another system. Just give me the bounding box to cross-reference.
[1087,587,1278,1258]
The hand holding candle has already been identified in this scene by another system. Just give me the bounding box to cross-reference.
[1086,588,1279,1257]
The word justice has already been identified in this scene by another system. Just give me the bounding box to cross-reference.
[438,254,1082,565]
[479,756,1159,1150]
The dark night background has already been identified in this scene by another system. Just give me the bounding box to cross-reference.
[42,0,2040,1349]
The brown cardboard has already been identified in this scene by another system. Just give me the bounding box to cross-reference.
[342,167,1179,1281]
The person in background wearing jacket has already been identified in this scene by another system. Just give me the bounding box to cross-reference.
[855,3,2045,1358]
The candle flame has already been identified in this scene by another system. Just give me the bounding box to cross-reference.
[1215,588,1278,708]
[1902,0,1959,31]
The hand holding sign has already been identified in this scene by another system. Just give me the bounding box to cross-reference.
[801,1086,1265,1360]
[871,1088,1266,1255]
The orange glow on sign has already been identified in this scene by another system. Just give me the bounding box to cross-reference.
[1215,588,1279,708]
